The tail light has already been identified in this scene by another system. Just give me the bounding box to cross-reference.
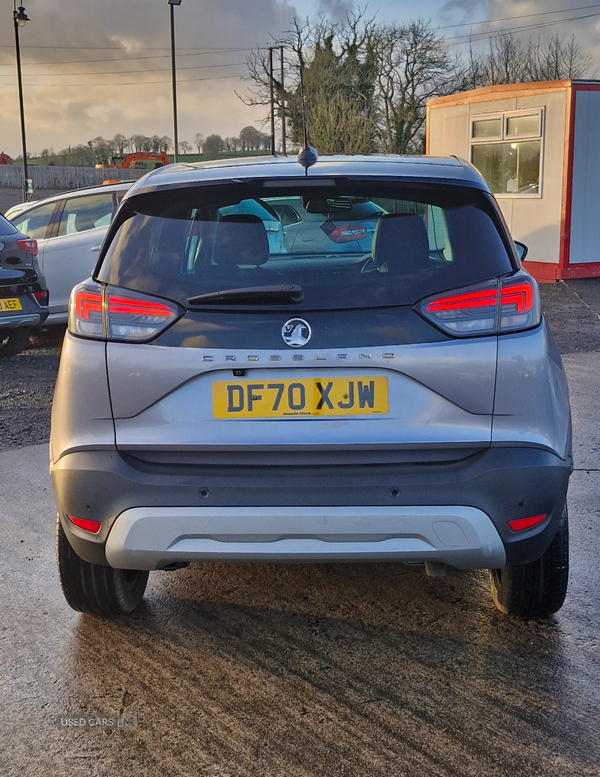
[417,276,541,337]
[33,289,49,306]
[16,238,38,256]
[68,281,182,342]
[328,225,368,244]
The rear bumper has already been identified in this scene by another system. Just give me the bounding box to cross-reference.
[0,311,42,328]
[0,293,48,329]
[104,505,506,570]
[51,445,571,569]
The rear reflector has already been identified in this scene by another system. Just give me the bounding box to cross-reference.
[68,515,102,533]
[69,281,182,342]
[16,238,38,256]
[33,289,49,306]
[508,514,546,532]
[417,276,541,337]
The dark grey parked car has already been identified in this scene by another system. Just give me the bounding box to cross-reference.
[51,154,571,618]
[0,213,48,356]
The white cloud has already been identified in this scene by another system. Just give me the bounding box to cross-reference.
[0,0,298,155]
[1,0,599,156]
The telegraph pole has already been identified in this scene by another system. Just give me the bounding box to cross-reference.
[280,46,286,156]
[13,3,30,201]
[269,47,275,156]
[168,0,181,162]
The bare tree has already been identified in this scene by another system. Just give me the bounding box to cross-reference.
[242,12,379,154]
[306,90,378,154]
[129,134,146,152]
[482,32,529,85]
[474,32,592,86]
[203,134,224,159]
[239,125,263,151]
[193,133,204,153]
[526,34,592,81]
[112,134,129,155]
[374,20,465,154]
[179,140,192,154]
[224,136,240,152]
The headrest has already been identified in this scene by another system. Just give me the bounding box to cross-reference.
[74,210,97,233]
[213,214,269,267]
[373,214,430,273]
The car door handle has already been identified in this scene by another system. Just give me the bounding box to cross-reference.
[91,246,101,251]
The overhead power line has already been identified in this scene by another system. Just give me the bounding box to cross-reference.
[0,73,244,88]
[444,10,600,45]
[0,61,246,80]
[0,44,259,50]
[0,48,258,67]
[438,2,600,30]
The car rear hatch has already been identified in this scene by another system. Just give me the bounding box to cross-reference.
[0,218,44,319]
[91,177,518,463]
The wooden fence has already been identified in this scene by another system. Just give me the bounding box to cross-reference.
[0,165,146,190]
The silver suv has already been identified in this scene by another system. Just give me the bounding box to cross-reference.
[51,155,572,618]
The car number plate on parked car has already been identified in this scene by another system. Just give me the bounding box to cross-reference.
[0,298,22,312]
[213,376,388,418]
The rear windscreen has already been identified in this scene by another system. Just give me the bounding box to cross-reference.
[97,180,514,309]
[0,214,18,236]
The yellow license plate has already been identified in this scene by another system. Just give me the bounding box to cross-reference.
[213,376,388,418]
[0,298,22,312]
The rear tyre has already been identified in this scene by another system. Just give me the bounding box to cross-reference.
[56,515,148,615]
[489,504,569,618]
[0,327,31,357]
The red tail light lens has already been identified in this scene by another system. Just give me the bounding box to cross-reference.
[33,289,49,306]
[499,281,539,333]
[508,514,546,532]
[417,276,540,337]
[328,225,368,244]
[69,281,182,341]
[68,515,102,534]
[106,292,178,340]
[70,284,104,338]
[16,238,38,256]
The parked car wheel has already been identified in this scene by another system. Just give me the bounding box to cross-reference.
[0,326,31,357]
[489,504,569,618]
[56,515,148,615]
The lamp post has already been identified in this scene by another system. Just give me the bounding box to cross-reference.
[13,2,30,201]
[168,0,181,163]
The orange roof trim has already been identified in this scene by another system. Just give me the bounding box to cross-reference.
[427,79,575,109]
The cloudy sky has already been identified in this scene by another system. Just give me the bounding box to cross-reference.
[1,0,599,157]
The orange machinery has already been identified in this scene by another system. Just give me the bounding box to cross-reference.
[95,151,170,170]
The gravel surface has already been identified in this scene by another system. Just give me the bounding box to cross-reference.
[0,328,64,450]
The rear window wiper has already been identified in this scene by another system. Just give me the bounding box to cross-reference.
[187,284,303,305]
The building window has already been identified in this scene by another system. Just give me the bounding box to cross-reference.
[470,109,543,196]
